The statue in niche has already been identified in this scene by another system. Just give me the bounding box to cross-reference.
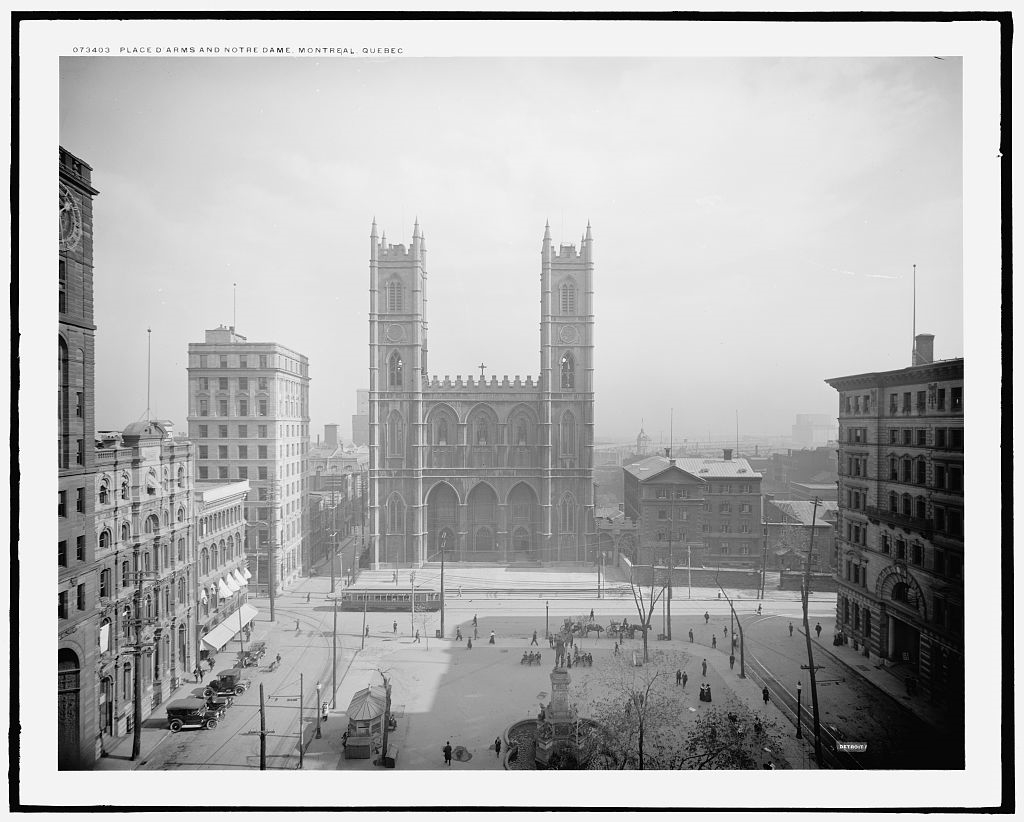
[437,418,448,446]
[517,419,528,446]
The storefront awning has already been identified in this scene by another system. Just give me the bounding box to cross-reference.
[201,604,259,651]
[243,567,252,580]
[224,574,240,593]
[217,579,233,599]
[231,569,248,588]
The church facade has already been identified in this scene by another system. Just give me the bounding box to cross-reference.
[367,220,596,567]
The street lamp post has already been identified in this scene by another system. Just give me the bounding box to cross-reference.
[410,571,416,635]
[796,681,803,738]
[439,531,447,639]
[546,601,550,640]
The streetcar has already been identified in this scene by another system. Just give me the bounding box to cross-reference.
[339,589,442,612]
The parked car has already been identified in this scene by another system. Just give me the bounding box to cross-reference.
[203,668,251,699]
[166,698,220,732]
[205,694,233,718]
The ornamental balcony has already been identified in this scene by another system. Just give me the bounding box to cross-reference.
[864,506,933,540]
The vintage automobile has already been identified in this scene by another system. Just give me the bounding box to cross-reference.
[166,698,220,732]
[205,694,233,718]
[237,641,268,668]
[203,668,252,698]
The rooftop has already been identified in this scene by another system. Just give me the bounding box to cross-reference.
[623,454,762,480]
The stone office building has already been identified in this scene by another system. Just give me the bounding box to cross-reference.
[187,327,310,592]
[826,334,963,711]
[368,220,595,566]
[58,146,101,769]
[93,421,195,742]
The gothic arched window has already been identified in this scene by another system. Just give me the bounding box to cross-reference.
[560,411,576,456]
[559,280,577,314]
[58,338,69,469]
[516,418,528,446]
[388,351,404,387]
[387,495,405,534]
[560,352,575,390]
[387,411,404,456]
[559,494,577,533]
[437,418,449,446]
[386,280,404,312]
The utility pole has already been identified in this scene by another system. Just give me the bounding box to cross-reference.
[299,674,305,767]
[330,478,337,594]
[267,481,280,622]
[332,598,339,708]
[361,596,367,650]
[439,530,446,638]
[717,579,745,678]
[800,497,824,765]
[259,682,268,770]
[410,571,416,635]
[760,511,770,599]
[129,546,157,762]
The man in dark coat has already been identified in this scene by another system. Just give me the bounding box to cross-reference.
[443,741,453,766]
[701,658,707,677]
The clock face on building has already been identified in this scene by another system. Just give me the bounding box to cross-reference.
[385,324,406,343]
[59,183,83,252]
[558,325,579,344]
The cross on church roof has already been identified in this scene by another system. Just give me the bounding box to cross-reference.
[479,362,486,380]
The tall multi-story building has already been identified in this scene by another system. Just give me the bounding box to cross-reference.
[791,413,839,449]
[194,480,255,661]
[93,421,195,743]
[368,220,595,566]
[623,450,763,569]
[826,333,963,713]
[352,390,369,446]
[187,327,310,593]
[58,147,100,769]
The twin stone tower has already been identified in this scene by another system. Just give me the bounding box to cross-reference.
[367,220,596,569]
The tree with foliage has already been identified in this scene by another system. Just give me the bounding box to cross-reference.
[674,707,784,770]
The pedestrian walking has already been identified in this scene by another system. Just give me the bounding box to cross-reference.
[729,654,735,670]
[688,628,694,643]
[365,625,370,638]
[494,737,502,757]
[275,653,282,667]
[414,630,421,643]
[756,604,762,615]
[467,637,473,649]
[307,592,311,603]
[723,625,727,637]
[762,686,770,706]
[458,587,463,598]
[489,630,496,645]
[393,620,398,634]
[788,622,794,637]
[589,608,595,621]
[443,740,453,766]
[613,641,619,655]
[704,611,710,624]
[473,614,478,627]
[474,626,479,640]
[712,635,717,650]
[531,631,539,646]
[701,658,707,677]
[295,619,300,631]
[681,671,688,688]
[815,622,822,638]
[195,666,203,683]
[675,669,682,686]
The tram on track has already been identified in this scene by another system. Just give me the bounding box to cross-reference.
[340,589,442,612]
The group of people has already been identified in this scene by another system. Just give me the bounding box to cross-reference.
[568,648,593,667]
[520,651,543,665]
[699,683,713,702]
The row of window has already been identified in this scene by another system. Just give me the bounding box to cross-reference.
[886,426,964,449]
[877,534,962,577]
[887,386,962,416]
[195,353,307,376]
[704,484,757,494]
[197,423,308,440]
[58,487,86,517]
[197,376,270,391]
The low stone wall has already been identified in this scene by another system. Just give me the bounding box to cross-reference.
[778,571,838,592]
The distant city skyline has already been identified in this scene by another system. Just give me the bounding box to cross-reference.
[57,55,964,439]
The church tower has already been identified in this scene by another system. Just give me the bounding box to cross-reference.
[540,221,596,560]
[368,219,428,567]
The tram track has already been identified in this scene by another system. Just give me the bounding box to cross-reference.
[142,605,335,770]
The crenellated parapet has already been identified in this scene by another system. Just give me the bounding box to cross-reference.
[424,374,538,391]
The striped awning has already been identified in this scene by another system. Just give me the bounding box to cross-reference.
[224,574,240,593]
[217,579,233,599]
[232,569,248,588]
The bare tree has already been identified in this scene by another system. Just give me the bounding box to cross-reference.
[376,667,393,764]
[628,562,669,663]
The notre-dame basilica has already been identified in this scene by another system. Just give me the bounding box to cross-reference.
[368,220,596,567]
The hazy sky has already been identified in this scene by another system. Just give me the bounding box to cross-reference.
[59,55,963,441]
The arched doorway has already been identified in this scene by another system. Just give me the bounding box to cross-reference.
[507,483,540,560]
[58,649,81,769]
[467,483,498,561]
[426,483,459,561]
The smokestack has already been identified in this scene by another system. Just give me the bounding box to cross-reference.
[913,333,935,365]
[723,448,733,461]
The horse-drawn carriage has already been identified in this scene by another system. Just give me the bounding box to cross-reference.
[563,617,605,638]
[607,619,649,641]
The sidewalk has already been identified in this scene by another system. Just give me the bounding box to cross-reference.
[800,626,948,728]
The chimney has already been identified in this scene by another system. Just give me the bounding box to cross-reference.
[913,333,935,365]
[325,424,339,450]
[723,448,733,461]
[664,447,671,458]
